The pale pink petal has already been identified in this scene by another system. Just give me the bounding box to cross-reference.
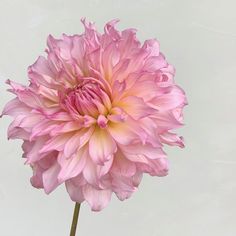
[42,161,61,194]
[89,127,117,165]
[149,85,187,111]
[1,98,30,117]
[28,56,59,89]
[7,80,44,108]
[7,126,29,140]
[137,157,169,176]
[153,111,184,133]
[23,136,49,163]
[101,42,120,82]
[108,117,147,145]
[111,149,136,177]
[119,29,140,59]
[58,146,87,181]
[82,156,99,187]
[142,39,160,57]
[117,96,156,120]
[64,127,94,158]
[97,157,114,178]
[122,73,158,101]
[121,143,166,161]
[82,185,112,211]
[112,176,136,199]
[30,120,59,140]
[160,132,185,148]
[40,133,72,153]
[30,165,44,189]
[143,54,167,71]
[66,175,85,203]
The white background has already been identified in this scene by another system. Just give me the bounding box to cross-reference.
[0,0,236,235]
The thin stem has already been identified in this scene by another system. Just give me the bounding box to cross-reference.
[70,202,81,236]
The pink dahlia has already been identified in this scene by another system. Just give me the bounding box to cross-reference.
[1,19,187,211]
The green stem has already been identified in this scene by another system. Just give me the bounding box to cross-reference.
[70,202,81,236]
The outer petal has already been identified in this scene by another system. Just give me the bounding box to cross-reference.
[108,117,147,145]
[143,54,167,71]
[149,85,187,111]
[117,96,156,120]
[160,132,184,148]
[111,149,136,177]
[114,172,142,201]
[58,146,87,181]
[119,29,140,59]
[42,161,61,194]
[153,111,183,133]
[142,39,160,57]
[30,165,44,189]
[121,143,166,160]
[66,175,85,203]
[28,56,59,89]
[137,157,169,177]
[7,80,44,109]
[1,98,30,117]
[23,136,49,163]
[82,185,112,211]
[40,133,72,153]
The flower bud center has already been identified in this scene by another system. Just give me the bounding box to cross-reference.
[60,78,108,118]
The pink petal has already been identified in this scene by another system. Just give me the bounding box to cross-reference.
[119,29,140,59]
[153,111,183,133]
[40,133,72,153]
[28,56,59,89]
[101,42,120,82]
[111,149,136,177]
[30,165,44,189]
[121,143,166,160]
[66,176,85,203]
[64,127,95,158]
[117,96,156,120]
[112,176,136,199]
[1,98,30,117]
[142,39,160,57]
[58,146,87,181]
[160,132,185,148]
[143,54,167,71]
[114,172,142,201]
[149,85,187,111]
[7,80,44,109]
[108,117,147,145]
[122,73,158,102]
[42,161,61,194]
[97,157,114,178]
[30,120,59,140]
[82,156,99,187]
[82,185,112,211]
[89,127,117,165]
[24,136,49,163]
[137,157,169,177]
[7,126,29,140]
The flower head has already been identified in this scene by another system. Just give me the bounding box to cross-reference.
[1,19,187,211]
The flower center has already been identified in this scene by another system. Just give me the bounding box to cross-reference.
[60,78,111,119]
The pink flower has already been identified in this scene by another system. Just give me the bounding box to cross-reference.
[1,19,187,211]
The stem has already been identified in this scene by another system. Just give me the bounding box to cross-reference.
[70,202,81,236]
